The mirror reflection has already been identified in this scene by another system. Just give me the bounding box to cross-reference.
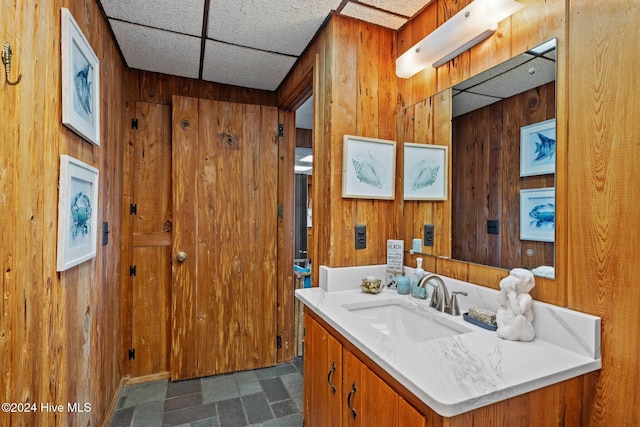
[451,38,557,278]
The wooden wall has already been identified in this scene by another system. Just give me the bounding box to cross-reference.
[280,0,638,425]
[0,0,125,425]
[279,15,403,284]
[452,81,555,271]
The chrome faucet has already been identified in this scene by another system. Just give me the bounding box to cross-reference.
[417,274,467,315]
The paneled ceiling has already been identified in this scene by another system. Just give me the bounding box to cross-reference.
[98,0,433,92]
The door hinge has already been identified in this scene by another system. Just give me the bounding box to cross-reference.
[129,265,137,277]
[277,204,283,218]
[128,348,135,360]
[131,118,138,129]
[130,204,137,215]
[278,123,284,137]
[276,335,282,349]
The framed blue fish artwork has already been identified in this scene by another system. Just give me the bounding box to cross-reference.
[520,188,555,242]
[61,8,100,146]
[403,143,448,201]
[57,155,99,271]
[520,119,555,177]
[342,135,396,199]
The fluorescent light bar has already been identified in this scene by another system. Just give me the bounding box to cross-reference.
[396,0,524,78]
[295,166,312,173]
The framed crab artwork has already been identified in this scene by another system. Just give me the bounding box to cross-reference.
[520,187,555,242]
[57,155,99,271]
[342,135,396,199]
[403,143,448,201]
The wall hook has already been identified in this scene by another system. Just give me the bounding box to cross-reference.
[2,42,22,86]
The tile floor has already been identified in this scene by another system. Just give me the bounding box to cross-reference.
[109,357,303,427]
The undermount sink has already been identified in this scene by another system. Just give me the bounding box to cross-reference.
[343,299,471,343]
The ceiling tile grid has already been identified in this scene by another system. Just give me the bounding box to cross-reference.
[207,0,343,56]
[202,40,298,91]
[340,2,407,30]
[99,0,436,91]
[109,20,201,79]
[101,0,204,36]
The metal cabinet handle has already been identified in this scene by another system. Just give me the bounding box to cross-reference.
[347,382,357,419]
[327,362,336,394]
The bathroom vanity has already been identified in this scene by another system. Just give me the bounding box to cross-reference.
[296,265,601,426]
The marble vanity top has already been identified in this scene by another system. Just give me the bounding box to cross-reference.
[295,265,601,417]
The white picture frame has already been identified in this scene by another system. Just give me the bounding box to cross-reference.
[61,7,100,146]
[57,155,99,271]
[342,135,396,200]
[520,187,555,242]
[520,119,555,177]
[403,143,448,201]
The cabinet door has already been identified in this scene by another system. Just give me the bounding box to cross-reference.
[304,314,342,427]
[343,349,399,427]
[399,397,426,427]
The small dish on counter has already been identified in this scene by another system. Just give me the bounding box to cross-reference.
[361,276,383,294]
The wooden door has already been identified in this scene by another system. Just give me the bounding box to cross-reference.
[171,95,279,380]
[304,314,343,427]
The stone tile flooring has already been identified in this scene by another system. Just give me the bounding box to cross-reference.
[109,357,303,427]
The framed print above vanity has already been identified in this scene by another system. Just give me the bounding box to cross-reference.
[520,118,556,177]
[403,143,448,201]
[342,135,396,200]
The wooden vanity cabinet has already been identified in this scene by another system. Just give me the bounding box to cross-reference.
[304,312,426,427]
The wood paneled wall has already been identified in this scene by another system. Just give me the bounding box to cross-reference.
[1,0,125,425]
[452,82,555,271]
[279,15,402,284]
[280,0,638,425]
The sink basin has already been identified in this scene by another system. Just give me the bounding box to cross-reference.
[343,299,471,342]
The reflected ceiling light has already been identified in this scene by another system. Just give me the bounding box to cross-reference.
[295,165,312,173]
[396,0,524,78]
[299,155,313,163]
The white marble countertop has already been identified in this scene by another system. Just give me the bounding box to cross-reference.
[295,265,601,417]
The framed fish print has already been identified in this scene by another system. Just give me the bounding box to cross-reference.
[403,143,448,201]
[57,155,99,271]
[342,135,396,199]
[520,119,555,177]
[520,187,555,242]
[61,8,100,146]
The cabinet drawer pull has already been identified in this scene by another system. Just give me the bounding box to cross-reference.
[347,382,357,419]
[327,362,336,394]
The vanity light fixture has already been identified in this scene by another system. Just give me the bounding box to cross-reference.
[396,0,524,78]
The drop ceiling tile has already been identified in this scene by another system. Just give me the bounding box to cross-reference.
[357,0,433,18]
[202,40,297,91]
[471,57,556,99]
[207,0,342,56]
[110,20,201,79]
[101,0,204,36]
[340,2,407,30]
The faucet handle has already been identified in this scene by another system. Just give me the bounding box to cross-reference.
[447,291,468,316]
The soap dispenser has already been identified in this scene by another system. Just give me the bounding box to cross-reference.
[411,257,427,299]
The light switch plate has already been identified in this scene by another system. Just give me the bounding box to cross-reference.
[355,224,366,249]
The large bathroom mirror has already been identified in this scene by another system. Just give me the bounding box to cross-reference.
[452,38,557,278]
[410,39,557,279]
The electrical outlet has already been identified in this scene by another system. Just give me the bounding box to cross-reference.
[355,224,366,249]
[423,224,434,247]
[487,219,499,235]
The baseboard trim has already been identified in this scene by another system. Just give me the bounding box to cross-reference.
[101,376,129,427]
[125,371,171,386]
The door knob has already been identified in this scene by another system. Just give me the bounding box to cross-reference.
[176,251,188,263]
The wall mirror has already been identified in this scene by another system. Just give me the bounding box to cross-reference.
[412,38,558,279]
[452,38,557,278]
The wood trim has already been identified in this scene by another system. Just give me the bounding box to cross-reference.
[124,371,171,386]
[100,376,129,427]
